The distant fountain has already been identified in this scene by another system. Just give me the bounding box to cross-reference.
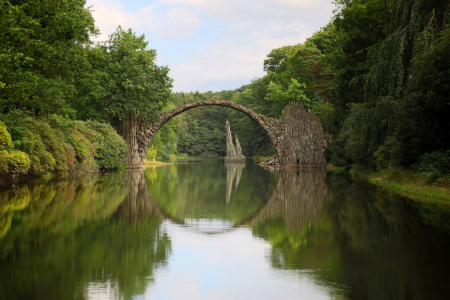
[225,120,245,161]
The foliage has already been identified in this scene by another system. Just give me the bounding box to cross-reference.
[145,145,158,161]
[0,121,13,151]
[413,150,450,177]
[0,0,97,116]
[265,79,310,109]
[73,26,173,124]
[84,120,127,169]
[147,104,180,161]
[1,112,126,174]
[333,1,450,169]
[0,120,30,176]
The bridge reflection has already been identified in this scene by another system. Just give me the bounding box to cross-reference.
[117,171,167,223]
[247,169,330,231]
[122,164,330,235]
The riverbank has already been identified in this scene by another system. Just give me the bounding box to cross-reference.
[349,165,450,204]
[143,159,172,167]
[1,113,127,181]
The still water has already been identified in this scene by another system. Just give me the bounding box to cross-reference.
[1,159,450,300]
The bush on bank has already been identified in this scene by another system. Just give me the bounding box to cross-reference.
[0,120,30,176]
[0,112,127,177]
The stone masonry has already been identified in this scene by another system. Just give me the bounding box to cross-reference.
[132,99,284,168]
[128,99,330,169]
[225,120,245,161]
[281,102,332,169]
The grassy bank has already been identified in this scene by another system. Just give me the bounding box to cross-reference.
[143,159,172,167]
[253,156,272,163]
[349,166,450,204]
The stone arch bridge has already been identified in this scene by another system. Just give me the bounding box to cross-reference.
[120,99,331,169]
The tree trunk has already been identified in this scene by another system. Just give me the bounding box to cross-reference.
[114,114,144,169]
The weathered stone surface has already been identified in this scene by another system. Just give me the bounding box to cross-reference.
[125,99,330,169]
[235,135,244,157]
[131,99,283,168]
[225,120,245,161]
[281,102,332,169]
[259,155,281,168]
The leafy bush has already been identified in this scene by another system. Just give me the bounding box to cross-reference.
[0,121,31,176]
[0,121,13,151]
[145,145,157,161]
[1,113,126,174]
[84,121,127,169]
[5,150,31,176]
[198,152,218,158]
[413,150,450,177]
[156,141,177,161]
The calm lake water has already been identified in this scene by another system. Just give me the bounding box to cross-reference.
[1,159,450,300]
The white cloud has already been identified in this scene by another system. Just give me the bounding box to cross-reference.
[156,6,202,37]
[86,0,335,91]
[87,0,142,40]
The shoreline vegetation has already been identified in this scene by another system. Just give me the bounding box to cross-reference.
[0,115,127,184]
[341,165,450,205]
[143,159,172,167]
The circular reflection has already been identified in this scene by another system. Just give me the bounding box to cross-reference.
[144,159,276,230]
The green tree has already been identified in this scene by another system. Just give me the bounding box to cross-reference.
[265,79,310,109]
[73,26,173,165]
[0,0,97,116]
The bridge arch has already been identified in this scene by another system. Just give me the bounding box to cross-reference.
[128,99,284,168]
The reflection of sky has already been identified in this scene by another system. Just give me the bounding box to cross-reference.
[86,281,119,300]
[143,220,333,300]
[184,218,235,234]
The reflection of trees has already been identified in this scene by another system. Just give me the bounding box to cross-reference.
[0,173,171,300]
[254,172,450,300]
[225,162,245,204]
[325,175,450,299]
[118,171,166,223]
[0,174,128,258]
[146,161,275,224]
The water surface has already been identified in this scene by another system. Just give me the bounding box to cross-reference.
[1,159,450,300]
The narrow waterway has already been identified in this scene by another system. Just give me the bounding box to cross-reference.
[1,159,450,300]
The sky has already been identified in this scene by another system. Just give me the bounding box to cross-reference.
[85,0,335,92]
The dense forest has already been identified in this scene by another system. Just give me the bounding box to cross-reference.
[150,0,450,179]
[0,0,172,176]
[1,0,449,178]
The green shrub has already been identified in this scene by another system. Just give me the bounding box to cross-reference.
[31,119,70,173]
[1,112,126,174]
[0,151,9,173]
[0,120,31,176]
[0,149,31,177]
[145,145,157,160]
[21,128,56,174]
[0,121,13,151]
[413,150,450,177]
[6,150,31,176]
[85,121,127,169]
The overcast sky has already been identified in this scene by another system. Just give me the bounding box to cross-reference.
[85,0,335,92]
